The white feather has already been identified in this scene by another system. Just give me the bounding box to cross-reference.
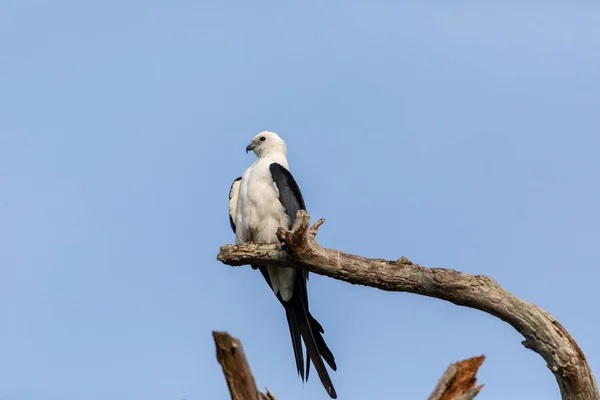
[234,132,296,301]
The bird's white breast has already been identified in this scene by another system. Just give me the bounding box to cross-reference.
[234,155,296,301]
[235,157,290,245]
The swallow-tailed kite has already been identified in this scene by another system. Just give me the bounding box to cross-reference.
[228,131,337,398]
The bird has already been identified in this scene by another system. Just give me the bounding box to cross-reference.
[228,131,337,398]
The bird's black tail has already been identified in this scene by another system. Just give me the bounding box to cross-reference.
[256,266,337,398]
[284,277,337,399]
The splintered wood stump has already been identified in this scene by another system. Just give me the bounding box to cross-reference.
[213,331,275,400]
[428,356,485,400]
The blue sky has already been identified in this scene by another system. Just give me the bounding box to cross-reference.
[1,1,599,399]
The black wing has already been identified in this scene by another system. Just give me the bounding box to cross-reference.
[228,177,242,233]
[269,163,306,226]
[269,163,337,399]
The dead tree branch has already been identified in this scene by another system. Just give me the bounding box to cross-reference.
[217,210,598,400]
[213,331,276,400]
[214,330,482,400]
[428,356,485,400]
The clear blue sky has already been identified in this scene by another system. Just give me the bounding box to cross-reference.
[1,1,599,399]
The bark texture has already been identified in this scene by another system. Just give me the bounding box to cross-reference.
[217,210,598,400]
[213,331,275,400]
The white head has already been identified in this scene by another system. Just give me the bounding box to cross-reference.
[245,131,287,158]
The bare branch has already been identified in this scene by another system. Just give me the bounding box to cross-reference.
[213,331,275,400]
[308,218,325,237]
[217,210,599,400]
[428,356,485,400]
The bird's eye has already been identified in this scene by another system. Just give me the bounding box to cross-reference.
[260,136,266,141]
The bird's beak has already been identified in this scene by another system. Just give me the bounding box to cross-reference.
[245,143,254,153]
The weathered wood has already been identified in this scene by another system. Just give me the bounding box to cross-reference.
[217,210,598,400]
[259,387,277,400]
[213,331,275,400]
[428,356,485,400]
